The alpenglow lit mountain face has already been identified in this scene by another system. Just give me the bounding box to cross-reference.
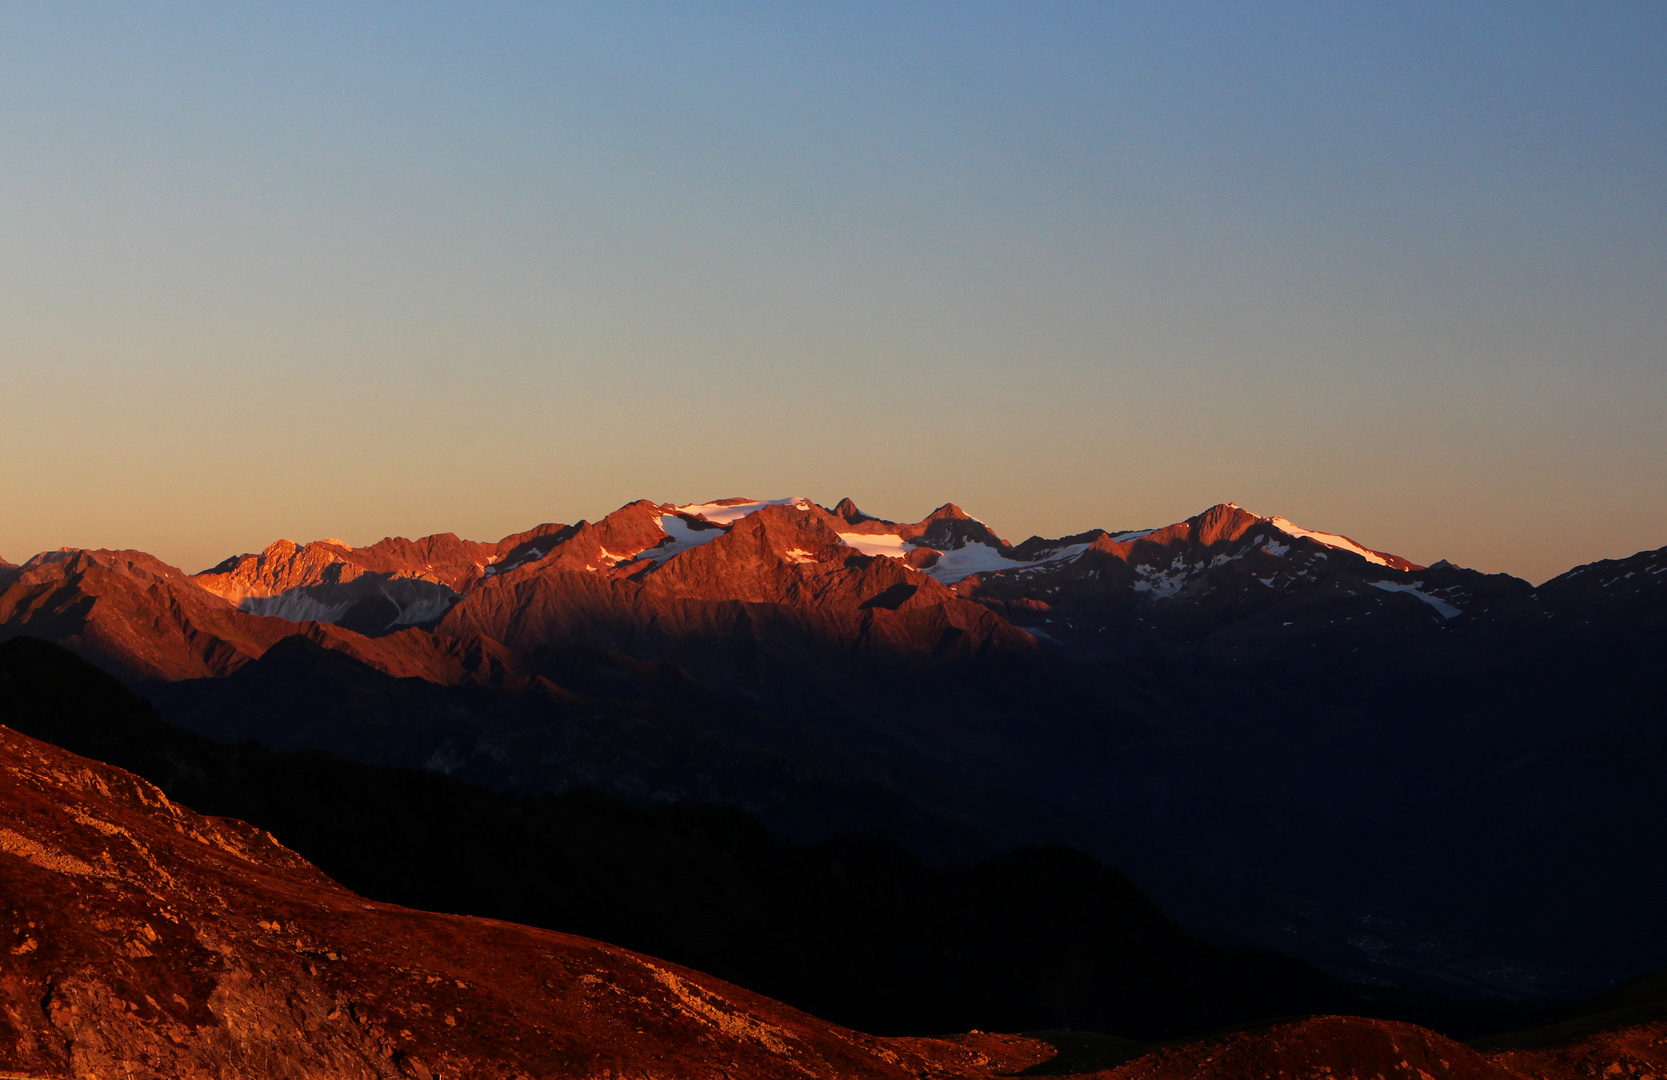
[3,495,1665,1004]
[184,496,1442,649]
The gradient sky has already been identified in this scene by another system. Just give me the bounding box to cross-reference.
[2,3,1663,583]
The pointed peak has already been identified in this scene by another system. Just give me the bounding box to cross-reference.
[602,500,666,524]
[1187,503,1264,546]
[1195,502,1257,520]
[925,503,973,522]
[261,539,301,560]
[832,497,874,524]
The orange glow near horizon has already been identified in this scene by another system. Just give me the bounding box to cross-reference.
[1,7,1663,586]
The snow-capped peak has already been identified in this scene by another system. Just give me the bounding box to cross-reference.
[1268,517,1390,568]
[671,497,814,525]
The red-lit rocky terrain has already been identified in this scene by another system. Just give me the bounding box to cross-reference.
[0,720,1065,1080]
[7,715,1667,1080]
[1080,1011,1667,1079]
[0,496,1458,686]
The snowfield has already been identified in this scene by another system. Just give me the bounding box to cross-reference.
[1369,580,1461,618]
[1269,517,1389,567]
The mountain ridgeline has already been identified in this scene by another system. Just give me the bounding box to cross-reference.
[3,495,1664,1003]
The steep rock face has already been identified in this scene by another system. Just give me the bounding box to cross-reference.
[440,502,1035,672]
[197,535,484,597]
[0,722,1052,1080]
[641,504,854,600]
[479,501,674,578]
[0,549,473,684]
[0,548,295,682]
[195,536,478,635]
[193,522,595,634]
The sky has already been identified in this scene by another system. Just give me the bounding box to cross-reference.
[1,3,1663,584]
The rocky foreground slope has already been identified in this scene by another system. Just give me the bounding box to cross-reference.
[6,718,1667,1079]
[8,717,1667,1079]
[0,718,1061,1080]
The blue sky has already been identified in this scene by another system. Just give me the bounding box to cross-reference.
[2,3,1663,581]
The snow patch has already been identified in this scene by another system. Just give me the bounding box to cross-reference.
[837,530,1093,585]
[1369,580,1460,619]
[672,497,813,525]
[925,541,1092,585]
[392,593,458,625]
[1269,518,1388,567]
[782,548,818,564]
[1132,560,1188,599]
[838,533,911,559]
[1108,529,1154,543]
[635,514,729,564]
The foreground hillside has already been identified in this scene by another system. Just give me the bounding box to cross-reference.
[3,711,1665,1079]
[0,717,1057,1080]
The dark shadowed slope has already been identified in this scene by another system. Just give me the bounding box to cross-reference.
[6,636,1663,1079]
[0,635,1350,1042]
[0,717,1054,1079]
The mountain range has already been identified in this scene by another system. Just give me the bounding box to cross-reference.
[3,495,1664,1006]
